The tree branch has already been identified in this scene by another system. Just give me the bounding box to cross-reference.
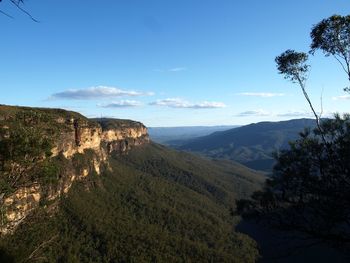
[0,9,13,19]
[5,0,39,22]
[333,54,349,76]
[25,234,58,262]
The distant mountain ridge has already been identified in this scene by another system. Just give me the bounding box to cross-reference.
[149,125,238,144]
[178,119,317,172]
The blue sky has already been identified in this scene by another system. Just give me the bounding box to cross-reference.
[0,0,349,126]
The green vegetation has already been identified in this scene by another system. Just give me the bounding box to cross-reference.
[92,118,144,131]
[310,15,350,87]
[237,115,350,247]
[0,120,53,192]
[0,105,101,194]
[36,159,60,185]
[0,143,264,262]
[0,105,88,124]
[0,105,99,135]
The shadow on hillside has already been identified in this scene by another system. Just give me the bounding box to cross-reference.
[236,221,349,263]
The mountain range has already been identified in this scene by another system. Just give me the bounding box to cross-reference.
[148,125,238,145]
[176,119,317,172]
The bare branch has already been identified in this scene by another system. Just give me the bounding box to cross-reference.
[333,54,349,76]
[0,9,14,19]
[10,0,39,22]
[25,234,58,262]
[0,0,39,22]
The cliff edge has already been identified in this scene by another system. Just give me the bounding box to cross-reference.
[0,105,149,234]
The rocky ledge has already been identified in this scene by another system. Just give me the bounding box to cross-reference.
[0,105,149,235]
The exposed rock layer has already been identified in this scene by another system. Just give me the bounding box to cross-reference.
[0,112,149,235]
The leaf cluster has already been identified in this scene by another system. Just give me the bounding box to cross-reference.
[310,15,350,58]
[275,50,310,84]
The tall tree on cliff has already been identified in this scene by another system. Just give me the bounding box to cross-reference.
[237,14,350,248]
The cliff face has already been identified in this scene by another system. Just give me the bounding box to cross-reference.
[52,118,149,158]
[0,107,149,235]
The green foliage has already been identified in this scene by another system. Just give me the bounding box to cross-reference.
[275,50,321,130]
[93,118,144,131]
[310,14,350,90]
[0,105,263,261]
[0,105,97,136]
[0,206,8,227]
[0,143,263,262]
[275,49,310,84]
[37,159,60,185]
[0,122,53,189]
[0,125,50,163]
[310,15,350,58]
[0,105,99,193]
[238,115,350,246]
[0,179,14,196]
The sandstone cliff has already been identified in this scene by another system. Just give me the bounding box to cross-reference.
[0,106,149,235]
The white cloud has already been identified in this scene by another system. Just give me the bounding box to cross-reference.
[98,100,142,108]
[235,109,331,118]
[149,98,226,109]
[332,95,350,100]
[278,110,335,118]
[50,86,154,100]
[168,67,187,72]
[236,109,271,117]
[238,92,285,98]
[276,111,313,117]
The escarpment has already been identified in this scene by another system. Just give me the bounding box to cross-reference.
[51,117,149,158]
[0,105,149,235]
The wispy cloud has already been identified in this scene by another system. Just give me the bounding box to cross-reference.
[238,92,285,98]
[276,111,313,117]
[153,67,187,73]
[168,67,187,72]
[98,100,142,108]
[149,98,226,109]
[236,110,271,117]
[50,86,154,100]
[236,109,331,118]
[332,95,350,101]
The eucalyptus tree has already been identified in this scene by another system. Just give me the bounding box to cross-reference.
[275,50,321,124]
[310,15,350,91]
[237,15,350,249]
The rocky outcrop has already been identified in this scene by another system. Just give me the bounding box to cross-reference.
[1,185,41,234]
[51,118,149,158]
[0,112,149,235]
[103,127,149,154]
[0,167,93,235]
